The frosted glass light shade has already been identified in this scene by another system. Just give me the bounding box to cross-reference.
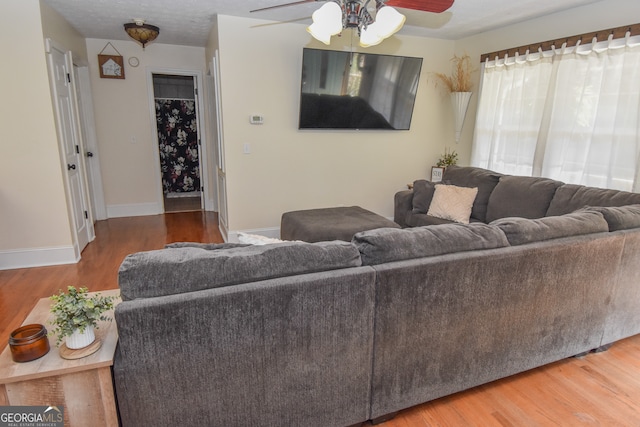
[306,2,343,45]
[359,6,405,47]
[359,24,384,47]
[373,6,406,38]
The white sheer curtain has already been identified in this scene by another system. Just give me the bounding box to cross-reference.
[472,53,553,175]
[472,33,640,192]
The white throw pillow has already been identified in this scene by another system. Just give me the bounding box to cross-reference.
[427,184,478,224]
[237,232,285,245]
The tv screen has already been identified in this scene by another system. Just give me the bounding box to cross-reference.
[299,48,423,130]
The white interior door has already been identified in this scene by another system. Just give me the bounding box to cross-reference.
[46,40,93,257]
[74,65,107,221]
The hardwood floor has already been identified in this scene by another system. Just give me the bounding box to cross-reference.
[1,212,639,426]
[163,193,202,212]
[0,211,222,349]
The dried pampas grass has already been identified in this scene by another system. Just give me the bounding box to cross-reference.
[432,54,476,93]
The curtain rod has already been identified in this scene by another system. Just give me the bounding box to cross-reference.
[480,22,640,62]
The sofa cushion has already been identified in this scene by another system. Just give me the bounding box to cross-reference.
[485,175,564,222]
[578,204,640,231]
[547,184,640,216]
[411,180,436,213]
[352,223,509,265]
[281,206,400,242]
[427,184,478,224]
[490,211,609,246]
[165,242,250,250]
[442,165,502,222]
[119,241,362,300]
[405,212,456,227]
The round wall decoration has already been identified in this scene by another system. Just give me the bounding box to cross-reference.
[128,56,140,67]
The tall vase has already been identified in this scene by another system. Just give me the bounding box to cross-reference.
[451,91,472,143]
[66,325,95,349]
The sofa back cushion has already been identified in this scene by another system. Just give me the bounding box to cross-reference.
[546,184,640,216]
[578,204,640,231]
[411,179,436,213]
[485,175,564,222]
[442,166,502,222]
[118,241,362,300]
[490,211,609,246]
[352,223,509,265]
[165,242,250,250]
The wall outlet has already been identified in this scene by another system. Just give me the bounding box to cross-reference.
[243,143,251,154]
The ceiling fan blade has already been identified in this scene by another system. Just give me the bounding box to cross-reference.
[250,0,320,13]
[385,0,454,13]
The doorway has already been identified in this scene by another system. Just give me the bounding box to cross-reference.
[152,74,203,213]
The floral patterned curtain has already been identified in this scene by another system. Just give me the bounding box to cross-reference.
[155,99,200,194]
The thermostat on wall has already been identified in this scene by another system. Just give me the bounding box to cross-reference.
[250,115,264,125]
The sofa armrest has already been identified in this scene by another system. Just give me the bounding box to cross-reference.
[394,190,414,228]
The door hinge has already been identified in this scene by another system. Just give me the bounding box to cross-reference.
[198,139,201,146]
[67,73,71,83]
[84,210,88,219]
[75,145,80,154]
[194,88,198,96]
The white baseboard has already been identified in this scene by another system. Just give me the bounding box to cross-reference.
[0,246,78,270]
[107,202,162,218]
[227,227,280,243]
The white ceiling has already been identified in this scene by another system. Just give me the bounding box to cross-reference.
[43,0,604,48]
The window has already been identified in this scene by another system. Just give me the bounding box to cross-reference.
[472,35,640,192]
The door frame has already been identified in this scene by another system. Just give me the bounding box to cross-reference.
[210,52,228,240]
[146,68,211,212]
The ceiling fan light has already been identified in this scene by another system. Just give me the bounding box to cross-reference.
[306,23,334,45]
[373,6,406,39]
[311,2,343,34]
[359,24,384,47]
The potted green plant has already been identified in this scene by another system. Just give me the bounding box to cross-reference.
[436,148,459,168]
[50,286,116,349]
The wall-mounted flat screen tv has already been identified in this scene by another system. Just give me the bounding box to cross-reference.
[299,48,423,130]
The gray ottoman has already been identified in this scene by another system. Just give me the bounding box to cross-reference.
[281,206,400,242]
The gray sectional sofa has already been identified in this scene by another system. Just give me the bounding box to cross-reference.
[113,166,640,427]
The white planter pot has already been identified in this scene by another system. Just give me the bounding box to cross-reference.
[451,91,473,143]
[66,325,95,349]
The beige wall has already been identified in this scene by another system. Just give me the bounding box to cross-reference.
[40,0,87,62]
[85,39,207,215]
[215,15,455,232]
[453,0,640,164]
[0,1,72,257]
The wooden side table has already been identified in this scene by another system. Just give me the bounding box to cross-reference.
[0,290,120,427]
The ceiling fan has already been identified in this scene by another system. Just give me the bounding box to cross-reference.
[251,0,454,14]
[251,0,454,47]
